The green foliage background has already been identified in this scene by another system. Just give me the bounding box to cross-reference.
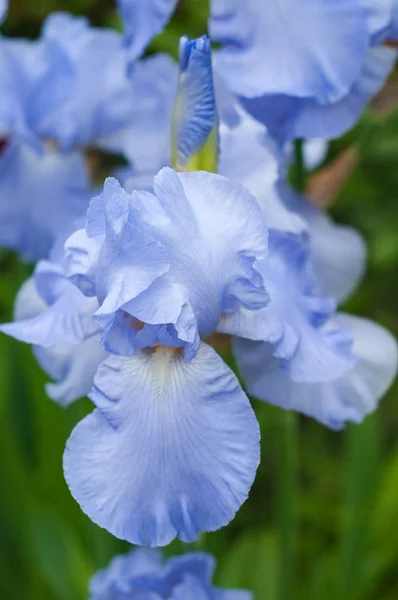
[1,1,398,599]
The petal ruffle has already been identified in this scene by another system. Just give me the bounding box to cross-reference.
[234,314,397,429]
[64,342,260,546]
[244,46,397,143]
[220,231,354,381]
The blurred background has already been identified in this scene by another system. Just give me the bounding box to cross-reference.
[1,1,398,599]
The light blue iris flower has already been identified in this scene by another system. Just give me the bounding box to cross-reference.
[89,548,251,600]
[3,167,269,546]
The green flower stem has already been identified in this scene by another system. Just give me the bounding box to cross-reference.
[276,411,299,600]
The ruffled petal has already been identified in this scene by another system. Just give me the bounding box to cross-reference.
[220,230,354,381]
[117,0,178,63]
[71,168,268,358]
[245,46,397,143]
[234,314,397,429]
[64,342,260,546]
[211,0,369,101]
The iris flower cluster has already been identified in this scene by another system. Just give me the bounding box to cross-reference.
[1,0,398,591]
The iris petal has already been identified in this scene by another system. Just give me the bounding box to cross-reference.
[211,0,369,101]
[234,314,397,429]
[64,342,260,546]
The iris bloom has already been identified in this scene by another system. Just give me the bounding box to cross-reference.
[89,548,251,600]
[3,167,269,546]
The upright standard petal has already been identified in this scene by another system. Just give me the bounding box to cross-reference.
[173,36,218,171]
[64,343,260,546]
[234,314,397,429]
[117,0,178,63]
[211,0,369,101]
[66,169,268,358]
[0,142,91,260]
[218,107,305,235]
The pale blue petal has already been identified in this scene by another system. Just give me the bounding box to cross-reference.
[0,141,90,260]
[360,0,393,42]
[1,260,99,347]
[280,188,367,304]
[117,0,178,62]
[89,548,163,598]
[0,37,73,145]
[305,207,366,304]
[218,107,305,234]
[234,313,398,429]
[211,0,369,101]
[220,231,355,381]
[170,576,209,600]
[64,343,260,546]
[245,46,397,143]
[174,36,218,170]
[41,12,136,150]
[34,334,106,407]
[98,53,177,170]
[386,2,398,40]
[0,0,7,24]
[12,276,47,322]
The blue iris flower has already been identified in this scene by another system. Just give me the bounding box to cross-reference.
[89,547,251,600]
[3,167,269,546]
